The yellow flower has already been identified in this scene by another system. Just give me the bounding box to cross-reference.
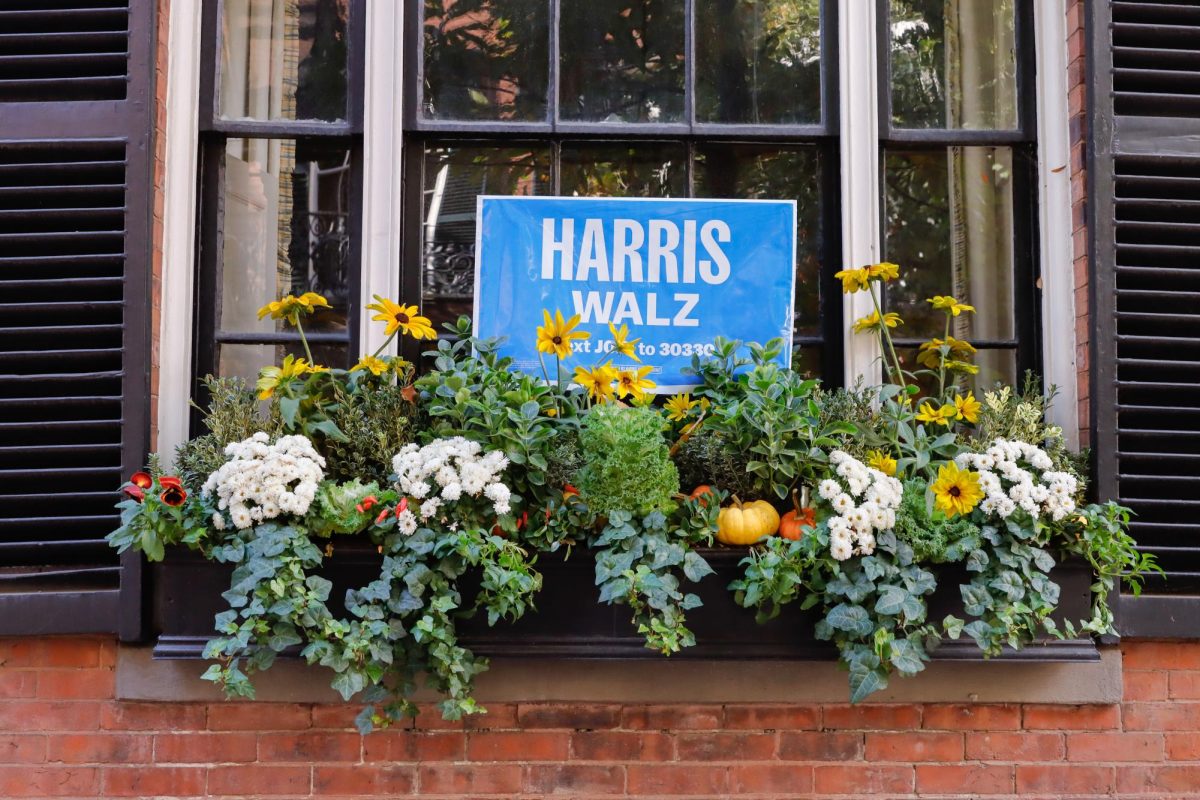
[953,392,982,424]
[917,336,977,369]
[664,393,698,422]
[536,309,590,360]
[867,450,898,477]
[366,296,437,340]
[256,354,319,400]
[868,262,901,282]
[834,267,871,294]
[615,366,656,400]
[852,310,903,334]
[931,462,984,518]
[573,363,617,403]
[608,323,641,362]
[351,355,389,376]
[916,401,957,427]
[945,360,980,375]
[927,296,976,316]
[630,392,656,408]
[256,292,331,324]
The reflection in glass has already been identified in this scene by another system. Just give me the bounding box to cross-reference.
[884,147,1015,342]
[422,0,549,121]
[560,143,687,197]
[896,346,1015,398]
[889,0,1017,129]
[219,342,348,384]
[559,0,685,123]
[421,145,552,328]
[693,145,822,335]
[219,137,352,387]
[792,346,822,380]
[219,0,349,122]
[696,0,821,124]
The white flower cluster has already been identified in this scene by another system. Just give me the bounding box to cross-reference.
[202,433,325,530]
[955,438,1078,521]
[391,437,511,533]
[817,450,903,561]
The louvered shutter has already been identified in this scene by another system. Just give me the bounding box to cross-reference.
[0,0,154,638]
[1091,1,1200,635]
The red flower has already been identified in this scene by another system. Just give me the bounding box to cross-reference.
[396,497,409,517]
[375,508,390,525]
[123,485,145,503]
[130,471,153,489]
[160,484,187,507]
[563,483,579,497]
[516,511,529,530]
[158,476,183,490]
[357,494,379,513]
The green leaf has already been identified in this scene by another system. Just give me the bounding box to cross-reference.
[682,551,714,583]
[874,585,909,617]
[848,664,889,704]
[279,395,300,428]
[826,604,874,638]
[889,638,927,675]
[943,615,965,639]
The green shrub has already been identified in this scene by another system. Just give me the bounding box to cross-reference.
[175,376,278,493]
[577,405,678,516]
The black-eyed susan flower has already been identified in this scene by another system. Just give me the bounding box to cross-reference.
[931,462,983,518]
[664,393,698,422]
[916,401,957,427]
[917,336,977,369]
[537,309,590,360]
[351,355,389,376]
[954,392,982,424]
[573,363,617,403]
[608,322,641,362]
[867,450,898,477]
[927,295,976,316]
[867,262,900,282]
[852,310,903,334]
[257,354,322,400]
[257,292,331,324]
[366,296,437,340]
[615,366,656,401]
[834,267,871,294]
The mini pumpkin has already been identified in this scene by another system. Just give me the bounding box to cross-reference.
[779,488,816,541]
[716,496,780,545]
[689,484,715,507]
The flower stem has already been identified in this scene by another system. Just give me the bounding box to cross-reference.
[868,287,908,395]
[370,330,398,360]
[295,317,315,363]
[938,314,950,399]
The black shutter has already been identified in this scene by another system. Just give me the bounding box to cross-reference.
[0,0,154,638]
[1091,1,1200,636]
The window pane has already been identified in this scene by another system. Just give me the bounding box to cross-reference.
[693,144,823,335]
[895,346,1016,398]
[793,346,822,380]
[422,0,550,122]
[219,0,349,123]
[884,147,1016,342]
[559,0,685,123]
[220,139,353,337]
[560,143,687,197]
[889,0,1017,129]
[218,341,348,384]
[421,144,552,329]
[695,0,821,125]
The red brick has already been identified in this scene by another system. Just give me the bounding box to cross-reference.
[413,702,518,729]
[675,732,776,761]
[310,704,364,730]
[208,703,311,731]
[207,765,311,796]
[0,639,104,669]
[524,764,625,795]
[923,704,1020,730]
[102,766,205,797]
[102,701,205,731]
[518,703,620,729]
[730,763,813,794]
[1123,641,1200,670]
[1118,765,1200,795]
[0,766,100,796]
[1124,702,1200,731]
[966,731,1065,761]
[620,704,722,730]
[778,731,863,760]
[1067,732,1164,762]
[1169,671,1200,700]
[364,730,465,762]
[0,671,36,699]
[0,734,45,763]
[571,731,674,761]
[1016,764,1116,795]
[35,670,114,701]
[313,765,415,795]
[723,704,819,730]
[866,731,963,762]
[468,731,569,761]
[627,764,729,795]
[916,764,1014,795]
[258,731,361,762]
[153,733,257,764]
[1166,732,1200,761]
[418,764,521,794]
[0,700,101,731]
[822,704,921,730]
[814,764,914,794]
[1023,704,1120,730]
[46,733,151,764]
[1124,670,1169,702]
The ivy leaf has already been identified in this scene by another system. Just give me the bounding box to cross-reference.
[874,585,909,617]
[331,670,367,701]
[943,615,965,639]
[963,620,994,649]
[961,583,992,617]
[848,663,889,704]
[989,571,1026,602]
[826,604,874,638]
[682,551,714,583]
[889,638,927,675]
[966,549,990,572]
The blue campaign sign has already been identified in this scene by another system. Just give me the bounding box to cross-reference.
[473,196,797,391]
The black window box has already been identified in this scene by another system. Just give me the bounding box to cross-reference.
[151,541,1100,662]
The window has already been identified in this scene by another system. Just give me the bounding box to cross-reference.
[193,0,364,413]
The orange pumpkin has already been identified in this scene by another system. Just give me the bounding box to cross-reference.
[778,489,816,541]
[689,485,715,507]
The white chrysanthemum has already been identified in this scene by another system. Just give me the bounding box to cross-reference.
[818,479,841,501]
[830,538,854,561]
[396,508,418,535]
[201,433,325,530]
[390,436,514,527]
[818,450,904,560]
[832,493,854,514]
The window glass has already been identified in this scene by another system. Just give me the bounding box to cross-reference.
[559,0,686,123]
[896,346,1016,397]
[218,341,348,385]
[219,0,350,123]
[560,142,687,196]
[883,147,1016,342]
[693,144,822,335]
[889,0,1017,130]
[420,144,553,328]
[695,0,821,125]
[218,138,352,363]
[422,0,550,122]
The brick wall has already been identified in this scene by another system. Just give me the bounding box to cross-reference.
[2,637,1198,797]
[1066,0,1090,449]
